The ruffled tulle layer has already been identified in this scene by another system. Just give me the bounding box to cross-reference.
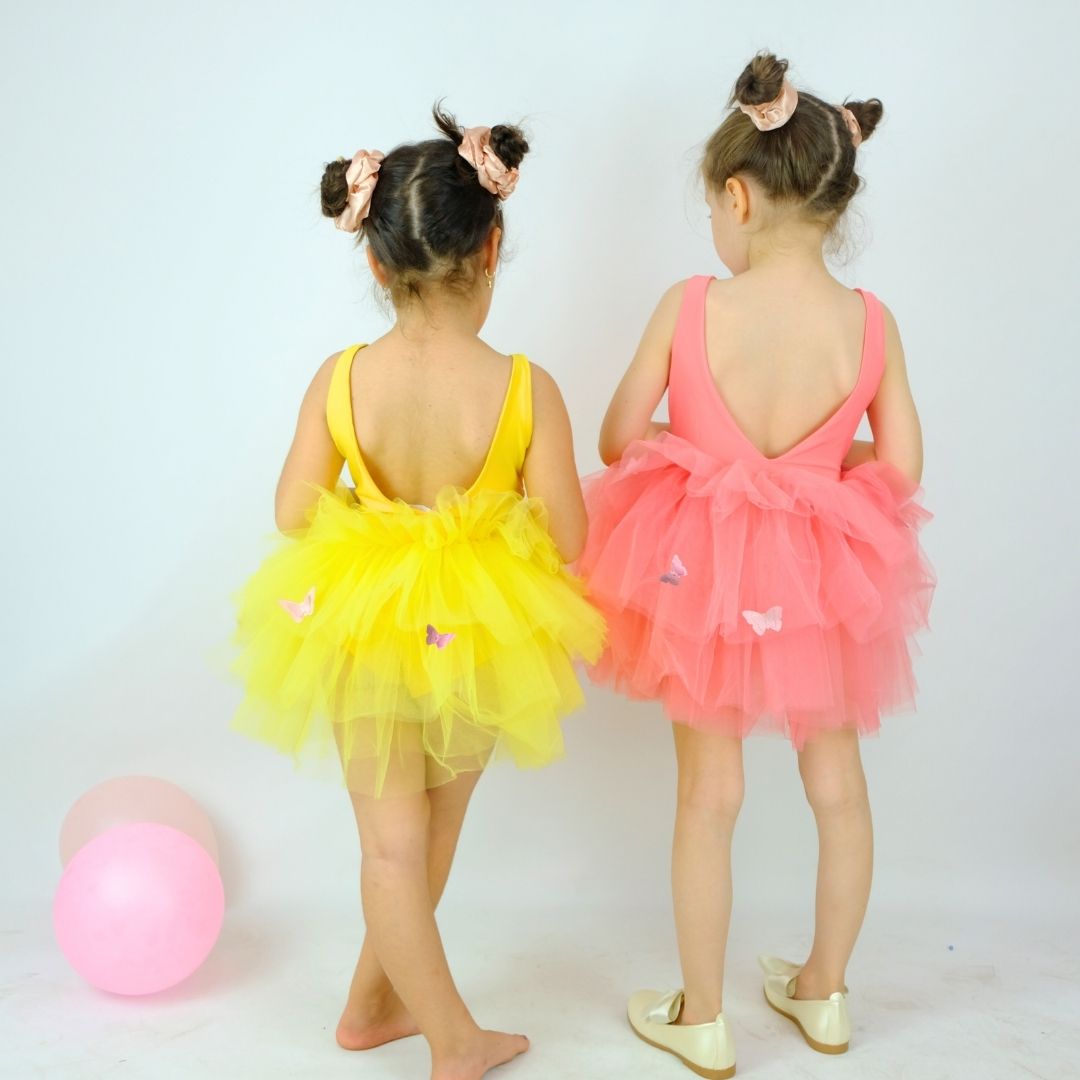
[233,486,605,796]
[579,435,935,746]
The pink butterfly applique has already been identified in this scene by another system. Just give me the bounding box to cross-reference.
[660,554,688,586]
[279,587,315,623]
[742,605,783,636]
[426,624,455,649]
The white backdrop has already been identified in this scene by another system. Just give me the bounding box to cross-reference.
[3,1,1079,1076]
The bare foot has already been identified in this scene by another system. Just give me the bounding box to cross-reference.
[431,1030,530,1080]
[336,992,420,1051]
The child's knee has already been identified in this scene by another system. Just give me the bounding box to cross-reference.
[676,771,745,823]
[799,766,868,817]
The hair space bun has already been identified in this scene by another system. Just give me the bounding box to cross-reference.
[488,124,529,170]
[320,158,350,220]
[432,104,531,175]
[732,51,789,107]
[841,98,883,142]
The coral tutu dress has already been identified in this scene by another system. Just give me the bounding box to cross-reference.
[579,277,934,747]
[233,347,605,796]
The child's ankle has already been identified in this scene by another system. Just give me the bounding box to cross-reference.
[678,991,723,1024]
[345,984,399,1014]
[793,970,844,1000]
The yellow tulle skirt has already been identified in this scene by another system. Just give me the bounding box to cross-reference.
[232,486,606,797]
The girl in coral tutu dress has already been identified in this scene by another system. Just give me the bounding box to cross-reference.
[232,107,603,1080]
[579,53,934,1077]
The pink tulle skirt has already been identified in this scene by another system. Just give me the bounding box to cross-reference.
[579,435,935,747]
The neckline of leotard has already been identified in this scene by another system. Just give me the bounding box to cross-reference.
[696,279,875,463]
[337,344,522,503]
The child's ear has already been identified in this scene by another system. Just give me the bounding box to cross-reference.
[366,246,390,286]
[485,225,502,275]
[725,177,751,224]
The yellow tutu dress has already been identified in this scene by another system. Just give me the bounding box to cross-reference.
[232,346,606,797]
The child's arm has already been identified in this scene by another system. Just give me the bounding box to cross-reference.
[274,355,345,532]
[523,365,588,563]
[866,305,924,484]
[598,283,684,465]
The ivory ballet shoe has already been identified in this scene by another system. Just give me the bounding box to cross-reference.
[627,989,736,1079]
[758,955,804,979]
[759,958,850,1054]
[757,954,849,994]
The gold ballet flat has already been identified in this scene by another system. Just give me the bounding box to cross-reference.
[759,954,850,1054]
[627,988,736,1079]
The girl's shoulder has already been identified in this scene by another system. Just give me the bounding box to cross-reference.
[657,276,697,310]
[851,289,902,359]
[647,277,699,335]
[659,274,742,315]
[527,360,567,418]
[873,294,899,332]
[299,347,352,416]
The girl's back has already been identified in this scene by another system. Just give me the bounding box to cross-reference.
[702,274,867,460]
[350,337,520,505]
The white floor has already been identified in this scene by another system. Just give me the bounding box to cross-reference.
[3,900,1078,1080]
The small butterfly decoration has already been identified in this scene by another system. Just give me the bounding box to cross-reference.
[742,605,783,636]
[426,623,455,649]
[659,554,688,586]
[279,587,315,623]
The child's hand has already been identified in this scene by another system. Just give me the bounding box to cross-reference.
[842,439,876,469]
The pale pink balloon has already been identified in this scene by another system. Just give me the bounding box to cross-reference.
[59,776,218,867]
[54,823,224,996]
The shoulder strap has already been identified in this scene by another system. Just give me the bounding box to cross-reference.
[854,290,886,406]
[471,354,532,490]
[515,355,534,462]
[493,354,532,470]
[325,345,364,462]
[670,276,713,385]
[324,345,362,460]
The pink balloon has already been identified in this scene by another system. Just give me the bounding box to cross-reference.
[59,776,218,867]
[54,823,224,995]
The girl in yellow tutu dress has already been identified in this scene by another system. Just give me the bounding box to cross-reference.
[232,106,604,1079]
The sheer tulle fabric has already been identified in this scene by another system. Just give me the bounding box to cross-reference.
[233,486,605,797]
[579,434,934,746]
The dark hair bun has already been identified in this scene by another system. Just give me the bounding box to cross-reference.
[733,51,789,106]
[844,98,884,142]
[320,157,350,219]
[489,124,530,170]
[431,103,530,172]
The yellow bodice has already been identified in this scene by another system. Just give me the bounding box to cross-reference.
[325,345,533,504]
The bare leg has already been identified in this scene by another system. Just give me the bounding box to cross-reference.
[349,775,529,1080]
[337,771,481,1050]
[671,722,745,1024]
[794,728,873,999]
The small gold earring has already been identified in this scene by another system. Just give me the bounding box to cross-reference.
[484,268,495,290]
